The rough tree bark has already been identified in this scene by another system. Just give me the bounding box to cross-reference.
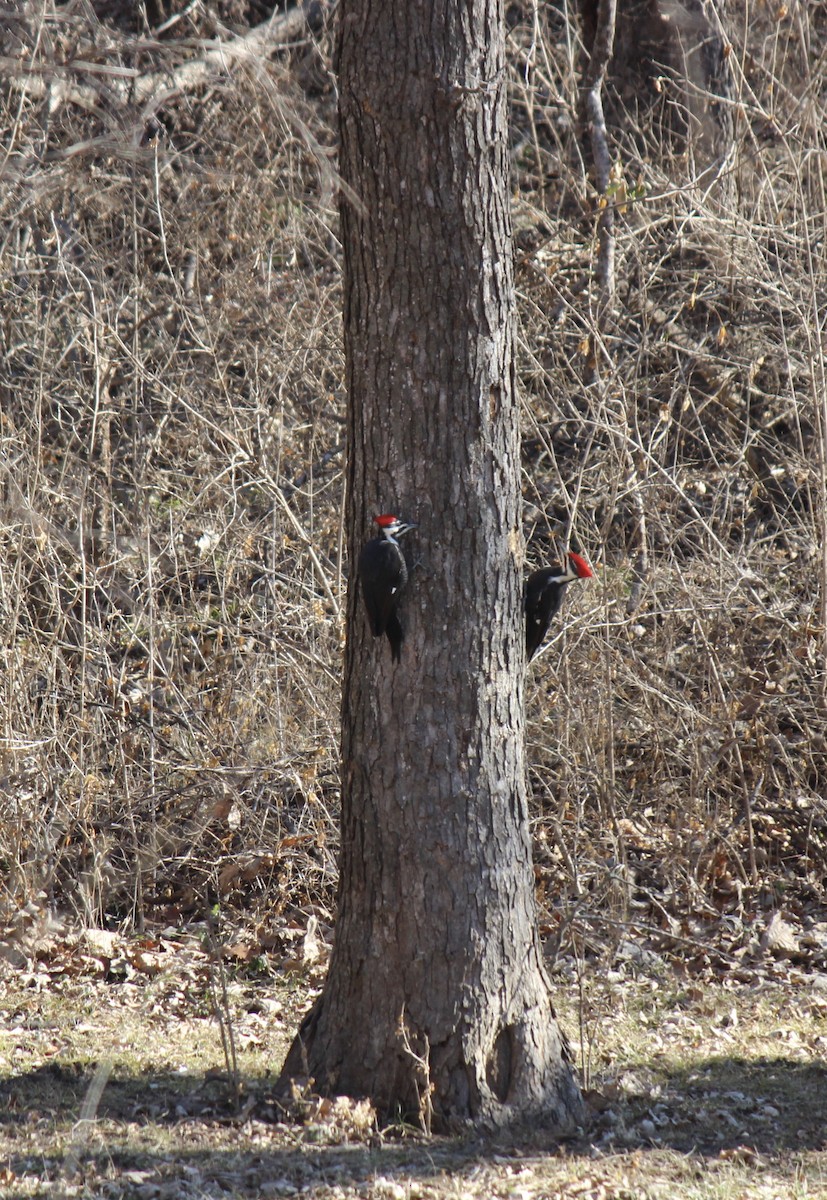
[277,0,584,1132]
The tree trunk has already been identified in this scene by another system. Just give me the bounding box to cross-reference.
[277,0,584,1133]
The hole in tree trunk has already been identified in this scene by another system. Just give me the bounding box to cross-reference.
[485,1024,514,1103]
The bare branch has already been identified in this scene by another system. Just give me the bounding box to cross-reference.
[3,1,330,116]
[581,0,617,308]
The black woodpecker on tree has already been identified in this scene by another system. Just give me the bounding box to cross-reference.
[358,514,417,662]
[525,551,593,661]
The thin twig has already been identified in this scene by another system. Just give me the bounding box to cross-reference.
[397,1008,434,1136]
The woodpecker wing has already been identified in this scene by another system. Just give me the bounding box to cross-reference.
[357,535,409,638]
[525,564,569,660]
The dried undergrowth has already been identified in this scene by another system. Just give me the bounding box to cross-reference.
[0,2,825,971]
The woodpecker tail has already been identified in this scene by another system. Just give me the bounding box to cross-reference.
[386,612,404,662]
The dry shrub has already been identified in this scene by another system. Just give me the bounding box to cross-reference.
[0,2,342,927]
[1,2,825,957]
[514,0,827,954]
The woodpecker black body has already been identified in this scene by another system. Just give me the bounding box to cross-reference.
[525,551,593,661]
[358,514,417,661]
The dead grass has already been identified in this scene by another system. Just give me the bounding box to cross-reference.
[1,956,824,1197]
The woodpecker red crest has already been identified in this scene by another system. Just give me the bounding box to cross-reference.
[373,514,407,534]
[358,513,418,661]
[525,551,593,661]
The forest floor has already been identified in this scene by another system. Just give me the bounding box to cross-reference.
[1,931,825,1199]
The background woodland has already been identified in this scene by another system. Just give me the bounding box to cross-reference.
[1,0,826,985]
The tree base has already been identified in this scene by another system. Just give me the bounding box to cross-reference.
[276,984,585,1136]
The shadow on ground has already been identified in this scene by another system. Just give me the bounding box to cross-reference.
[639,1055,827,1155]
[2,1053,825,1195]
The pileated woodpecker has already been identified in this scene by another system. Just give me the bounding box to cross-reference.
[525,551,593,661]
[358,514,417,662]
